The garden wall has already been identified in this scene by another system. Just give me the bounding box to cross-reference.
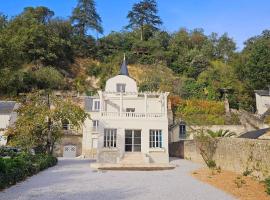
[169,138,270,179]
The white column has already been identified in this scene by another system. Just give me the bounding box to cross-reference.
[144,93,147,118]
[164,93,168,117]
[120,92,123,117]
[98,91,103,116]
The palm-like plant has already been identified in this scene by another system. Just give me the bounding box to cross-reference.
[206,129,236,138]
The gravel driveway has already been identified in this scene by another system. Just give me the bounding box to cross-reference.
[0,158,235,200]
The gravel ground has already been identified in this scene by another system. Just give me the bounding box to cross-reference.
[0,158,235,200]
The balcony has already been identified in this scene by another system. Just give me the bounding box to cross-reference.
[100,112,165,119]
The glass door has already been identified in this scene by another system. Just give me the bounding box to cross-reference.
[125,130,141,152]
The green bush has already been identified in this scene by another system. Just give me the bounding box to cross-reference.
[0,153,57,190]
[176,99,226,125]
[265,178,270,195]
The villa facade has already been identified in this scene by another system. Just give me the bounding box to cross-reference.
[81,57,170,164]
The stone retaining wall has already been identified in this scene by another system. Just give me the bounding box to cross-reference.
[169,138,270,179]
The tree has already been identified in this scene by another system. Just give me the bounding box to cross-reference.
[71,0,103,36]
[127,0,162,41]
[239,30,270,90]
[23,6,54,24]
[7,91,89,154]
[211,33,236,62]
[0,13,7,30]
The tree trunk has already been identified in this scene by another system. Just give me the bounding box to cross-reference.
[46,119,52,154]
[46,93,52,155]
[140,26,144,41]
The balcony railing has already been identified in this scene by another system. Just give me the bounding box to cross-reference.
[100,112,165,119]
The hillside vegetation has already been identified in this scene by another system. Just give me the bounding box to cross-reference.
[0,0,269,113]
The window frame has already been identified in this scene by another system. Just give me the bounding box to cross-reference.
[179,122,186,138]
[149,129,163,148]
[93,120,99,131]
[104,129,117,148]
[116,83,126,93]
[92,99,100,111]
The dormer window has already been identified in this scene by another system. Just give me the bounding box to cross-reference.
[116,84,126,93]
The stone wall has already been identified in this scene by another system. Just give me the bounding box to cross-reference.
[169,138,270,179]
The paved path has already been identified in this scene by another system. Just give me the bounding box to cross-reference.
[0,158,235,200]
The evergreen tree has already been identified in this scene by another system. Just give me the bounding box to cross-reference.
[71,0,103,36]
[127,0,162,41]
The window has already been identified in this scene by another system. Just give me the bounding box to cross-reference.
[93,120,99,127]
[126,108,135,112]
[104,129,117,148]
[116,84,126,92]
[179,122,186,138]
[93,120,99,131]
[149,130,162,148]
[93,100,100,111]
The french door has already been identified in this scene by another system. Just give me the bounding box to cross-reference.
[125,130,141,152]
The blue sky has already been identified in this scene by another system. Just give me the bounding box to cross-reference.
[1,0,270,50]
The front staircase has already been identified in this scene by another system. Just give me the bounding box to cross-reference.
[90,152,175,170]
[120,153,149,165]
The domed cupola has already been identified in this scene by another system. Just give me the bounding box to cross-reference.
[105,55,138,93]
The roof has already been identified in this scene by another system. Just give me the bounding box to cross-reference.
[119,54,129,76]
[255,90,270,96]
[238,128,270,139]
[0,101,16,114]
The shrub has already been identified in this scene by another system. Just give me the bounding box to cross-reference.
[0,153,57,190]
[194,133,218,169]
[176,99,226,125]
[234,176,246,188]
[265,178,270,195]
[206,160,217,169]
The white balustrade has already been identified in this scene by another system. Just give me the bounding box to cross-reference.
[100,112,165,119]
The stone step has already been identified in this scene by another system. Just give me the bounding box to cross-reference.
[120,153,147,164]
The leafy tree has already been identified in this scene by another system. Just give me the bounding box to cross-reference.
[32,67,65,89]
[7,91,89,154]
[23,6,54,24]
[238,30,270,90]
[197,61,241,100]
[126,0,162,41]
[211,33,236,62]
[0,13,7,30]
[71,0,103,36]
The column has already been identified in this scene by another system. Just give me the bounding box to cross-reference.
[144,93,147,118]
[98,91,103,116]
[164,93,168,117]
[120,92,123,117]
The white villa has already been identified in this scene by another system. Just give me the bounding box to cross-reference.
[81,57,170,166]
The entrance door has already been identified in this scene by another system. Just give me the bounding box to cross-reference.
[125,130,141,152]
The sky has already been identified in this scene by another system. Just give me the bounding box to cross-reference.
[0,0,270,50]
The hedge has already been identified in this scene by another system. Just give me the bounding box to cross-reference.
[0,153,57,190]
